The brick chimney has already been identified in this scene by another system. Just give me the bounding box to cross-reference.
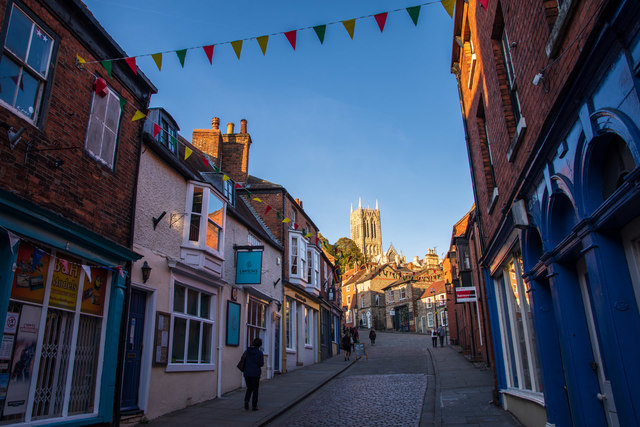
[221,118,251,183]
[192,117,222,165]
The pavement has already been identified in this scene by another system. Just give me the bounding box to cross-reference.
[140,331,521,427]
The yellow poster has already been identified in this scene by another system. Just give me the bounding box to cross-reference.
[80,267,107,316]
[48,256,81,310]
[11,243,50,305]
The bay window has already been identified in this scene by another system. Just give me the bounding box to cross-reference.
[289,233,307,282]
[186,184,225,253]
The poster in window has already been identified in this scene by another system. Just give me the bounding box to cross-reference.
[226,301,241,346]
[3,304,41,416]
[235,251,262,284]
[153,312,170,366]
[10,242,50,304]
[81,267,108,316]
[49,255,81,310]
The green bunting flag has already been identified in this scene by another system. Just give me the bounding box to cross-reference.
[407,6,421,26]
[176,49,187,67]
[276,212,282,220]
[257,35,269,55]
[313,25,326,44]
[170,136,178,152]
[152,53,162,71]
[119,96,127,111]
[342,19,356,39]
[100,60,112,77]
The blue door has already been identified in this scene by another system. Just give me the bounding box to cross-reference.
[121,289,146,411]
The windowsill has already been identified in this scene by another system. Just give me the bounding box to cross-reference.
[286,348,296,354]
[545,0,576,58]
[304,344,313,349]
[500,388,545,406]
[507,116,527,162]
[166,363,216,372]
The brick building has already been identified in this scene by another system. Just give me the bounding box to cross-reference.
[0,0,155,424]
[451,0,640,425]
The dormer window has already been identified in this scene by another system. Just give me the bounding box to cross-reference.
[159,118,177,153]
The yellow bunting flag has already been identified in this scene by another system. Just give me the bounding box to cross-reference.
[76,54,86,65]
[441,0,454,18]
[257,35,269,56]
[282,218,291,223]
[252,197,263,203]
[231,40,243,60]
[342,19,356,39]
[152,53,162,71]
[131,110,146,121]
[185,147,192,160]
[223,175,231,181]
[304,232,312,238]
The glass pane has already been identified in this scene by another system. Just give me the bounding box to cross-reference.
[172,317,186,363]
[187,320,200,363]
[6,7,32,60]
[206,220,220,251]
[208,194,224,226]
[187,289,198,316]
[15,70,38,119]
[191,188,203,214]
[173,285,185,312]
[26,25,52,76]
[100,127,116,167]
[104,91,121,131]
[91,91,108,123]
[200,294,210,319]
[0,56,20,106]
[201,323,212,363]
[68,315,101,415]
[85,115,103,157]
[189,213,201,242]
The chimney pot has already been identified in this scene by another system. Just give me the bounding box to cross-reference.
[212,117,220,130]
[227,122,234,134]
[240,119,247,133]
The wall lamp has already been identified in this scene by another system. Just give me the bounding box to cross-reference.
[141,261,152,283]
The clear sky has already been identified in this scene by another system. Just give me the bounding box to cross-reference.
[83,0,474,261]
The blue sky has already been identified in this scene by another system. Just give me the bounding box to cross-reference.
[83,0,474,261]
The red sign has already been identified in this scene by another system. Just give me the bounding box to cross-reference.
[456,287,477,303]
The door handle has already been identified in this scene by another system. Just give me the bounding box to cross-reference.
[597,393,606,401]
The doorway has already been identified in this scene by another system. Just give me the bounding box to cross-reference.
[121,289,146,412]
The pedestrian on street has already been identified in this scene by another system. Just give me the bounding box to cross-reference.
[342,333,352,361]
[431,329,438,348]
[437,325,446,347]
[352,327,360,343]
[369,328,376,345]
[243,337,264,411]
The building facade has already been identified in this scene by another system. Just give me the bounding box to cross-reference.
[350,198,382,262]
[452,0,640,425]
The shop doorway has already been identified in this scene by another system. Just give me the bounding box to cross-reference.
[120,289,146,412]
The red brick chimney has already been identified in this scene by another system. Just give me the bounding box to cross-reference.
[221,118,251,183]
[192,117,222,165]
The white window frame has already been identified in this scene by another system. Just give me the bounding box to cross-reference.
[167,282,215,371]
[426,297,434,308]
[440,310,448,327]
[347,295,351,305]
[388,290,394,302]
[304,307,312,347]
[361,296,365,308]
[184,183,226,256]
[85,85,122,169]
[427,312,434,328]
[285,298,295,351]
[289,232,307,281]
[437,294,446,307]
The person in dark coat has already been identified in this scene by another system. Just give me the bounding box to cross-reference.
[243,337,264,411]
[341,333,352,361]
[369,328,376,345]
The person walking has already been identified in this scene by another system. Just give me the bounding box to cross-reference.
[243,337,264,411]
[431,329,438,348]
[437,325,446,347]
[342,332,352,361]
[369,328,376,345]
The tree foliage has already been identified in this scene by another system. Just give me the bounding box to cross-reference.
[334,237,364,274]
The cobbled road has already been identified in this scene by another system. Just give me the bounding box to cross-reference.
[268,331,435,427]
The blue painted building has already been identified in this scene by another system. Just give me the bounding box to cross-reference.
[452,0,640,425]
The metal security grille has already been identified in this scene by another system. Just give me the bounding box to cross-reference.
[68,315,101,415]
[32,309,73,420]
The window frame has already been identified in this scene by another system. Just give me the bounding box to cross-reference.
[285,298,295,351]
[84,83,123,170]
[0,3,58,126]
[184,182,226,256]
[427,312,434,328]
[304,307,312,347]
[247,298,267,349]
[289,232,307,281]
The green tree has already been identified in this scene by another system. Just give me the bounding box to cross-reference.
[333,237,364,274]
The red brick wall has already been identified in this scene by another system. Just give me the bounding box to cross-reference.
[0,0,150,247]
[221,133,250,183]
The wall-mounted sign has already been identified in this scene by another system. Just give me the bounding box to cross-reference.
[235,250,262,284]
[456,286,478,303]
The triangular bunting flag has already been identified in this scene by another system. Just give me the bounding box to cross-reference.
[252,197,263,203]
[480,0,488,9]
[407,6,421,26]
[131,110,146,121]
[8,231,20,253]
[100,60,112,77]
[304,232,312,238]
[284,30,297,50]
[176,49,187,67]
[276,212,282,220]
[313,25,326,44]
[441,0,455,18]
[202,156,209,167]
[125,57,137,74]
[76,54,86,66]
[223,175,230,181]
[212,164,220,173]
[342,19,356,39]
[234,183,242,189]
[374,13,387,32]
[257,35,269,55]
[265,205,272,215]
[119,96,127,111]
[170,136,178,151]
[153,123,161,137]
[82,265,92,283]
[231,40,243,59]
[185,147,192,160]
[152,53,162,71]
[203,45,214,64]
[282,218,290,223]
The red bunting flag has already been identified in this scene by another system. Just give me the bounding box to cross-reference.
[234,183,242,189]
[153,123,161,137]
[202,156,209,167]
[285,30,297,50]
[203,45,214,64]
[294,223,299,230]
[479,0,488,9]
[265,205,272,215]
[125,57,137,74]
[374,13,387,32]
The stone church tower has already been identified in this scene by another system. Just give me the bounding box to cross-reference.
[350,198,382,262]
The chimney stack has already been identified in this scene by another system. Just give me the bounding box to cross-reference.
[227,122,235,134]
[295,198,303,208]
[212,117,220,130]
[240,119,247,134]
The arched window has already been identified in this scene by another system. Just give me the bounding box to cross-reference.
[601,135,635,200]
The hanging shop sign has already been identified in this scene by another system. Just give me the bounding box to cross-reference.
[235,247,263,285]
[455,286,478,303]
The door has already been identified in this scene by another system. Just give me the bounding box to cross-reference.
[121,289,146,411]
[577,259,620,426]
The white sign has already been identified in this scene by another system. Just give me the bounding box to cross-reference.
[5,313,18,334]
[456,286,478,303]
[390,309,395,316]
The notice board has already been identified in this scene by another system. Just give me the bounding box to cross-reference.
[154,312,170,366]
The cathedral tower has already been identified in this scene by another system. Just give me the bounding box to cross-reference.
[350,198,382,262]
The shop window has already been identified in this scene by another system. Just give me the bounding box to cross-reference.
[85,84,122,169]
[0,4,56,124]
[494,255,543,393]
[304,308,312,346]
[169,283,214,369]
[186,184,225,253]
[285,298,294,350]
[3,241,108,423]
[247,299,267,348]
